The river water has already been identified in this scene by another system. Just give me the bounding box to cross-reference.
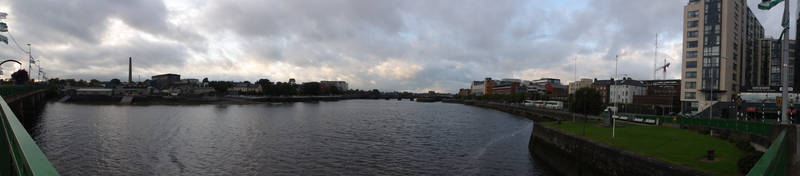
[27,100,553,175]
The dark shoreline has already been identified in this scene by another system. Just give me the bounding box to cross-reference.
[61,95,407,106]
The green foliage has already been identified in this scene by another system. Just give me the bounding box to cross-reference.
[733,139,762,174]
[737,150,763,174]
[322,86,342,95]
[300,82,321,95]
[546,121,743,175]
[11,69,28,85]
[569,87,604,115]
[109,79,121,87]
[257,79,300,96]
[208,81,234,95]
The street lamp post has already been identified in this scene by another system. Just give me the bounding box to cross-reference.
[759,0,791,124]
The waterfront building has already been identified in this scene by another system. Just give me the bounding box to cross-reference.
[75,88,114,96]
[568,78,594,95]
[458,89,470,96]
[758,39,798,88]
[230,82,262,94]
[524,78,567,97]
[592,79,614,104]
[492,81,522,95]
[115,86,150,96]
[470,78,493,95]
[681,0,765,113]
[633,80,682,113]
[609,78,647,104]
[151,74,181,90]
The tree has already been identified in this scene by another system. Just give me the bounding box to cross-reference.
[89,79,100,86]
[569,87,605,116]
[11,69,28,85]
[300,82,321,95]
[208,81,234,96]
[109,78,121,87]
[568,88,605,135]
[257,79,275,95]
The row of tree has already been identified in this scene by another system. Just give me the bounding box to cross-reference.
[207,79,348,96]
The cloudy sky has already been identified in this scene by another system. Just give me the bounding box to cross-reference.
[0,0,795,93]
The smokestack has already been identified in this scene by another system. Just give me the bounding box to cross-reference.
[128,57,133,84]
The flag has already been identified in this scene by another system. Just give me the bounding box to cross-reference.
[0,34,7,44]
[0,12,6,20]
[758,0,784,10]
[0,22,7,32]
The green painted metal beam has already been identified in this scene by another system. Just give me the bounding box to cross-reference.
[747,129,787,176]
[0,95,59,176]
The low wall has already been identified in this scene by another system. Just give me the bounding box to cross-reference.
[529,123,709,176]
[452,100,602,122]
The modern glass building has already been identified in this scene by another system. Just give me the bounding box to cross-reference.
[681,0,800,115]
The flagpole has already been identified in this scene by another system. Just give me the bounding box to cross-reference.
[780,0,790,124]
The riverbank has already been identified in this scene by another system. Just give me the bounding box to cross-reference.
[445,99,749,175]
[61,95,408,105]
[64,95,309,105]
[540,120,744,175]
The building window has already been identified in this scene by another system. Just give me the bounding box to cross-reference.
[688,31,699,38]
[685,82,696,89]
[686,71,697,78]
[688,20,699,28]
[685,92,696,99]
[687,51,698,58]
[688,10,700,17]
[686,61,697,68]
[687,41,698,48]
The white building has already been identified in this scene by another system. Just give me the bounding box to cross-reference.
[568,78,594,94]
[609,78,647,104]
[470,80,487,95]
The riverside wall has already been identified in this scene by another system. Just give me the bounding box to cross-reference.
[445,100,710,175]
[529,123,709,176]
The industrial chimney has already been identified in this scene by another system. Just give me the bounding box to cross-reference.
[128,57,133,84]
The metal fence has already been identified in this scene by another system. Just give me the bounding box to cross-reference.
[0,86,45,98]
[746,129,788,176]
[620,113,774,137]
[0,95,59,175]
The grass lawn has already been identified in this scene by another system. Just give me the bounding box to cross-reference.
[544,120,743,176]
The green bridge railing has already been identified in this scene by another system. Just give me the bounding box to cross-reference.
[0,86,46,98]
[0,95,59,175]
[746,129,788,176]
[619,113,774,137]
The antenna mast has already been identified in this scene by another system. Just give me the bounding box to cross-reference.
[653,34,658,80]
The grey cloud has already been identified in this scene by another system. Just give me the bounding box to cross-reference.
[203,0,692,92]
[2,0,779,93]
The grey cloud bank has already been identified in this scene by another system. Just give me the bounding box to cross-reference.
[0,0,791,92]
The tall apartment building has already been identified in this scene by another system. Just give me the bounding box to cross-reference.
[759,39,798,87]
[681,0,764,113]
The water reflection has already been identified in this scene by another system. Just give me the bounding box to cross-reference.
[30,100,552,175]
